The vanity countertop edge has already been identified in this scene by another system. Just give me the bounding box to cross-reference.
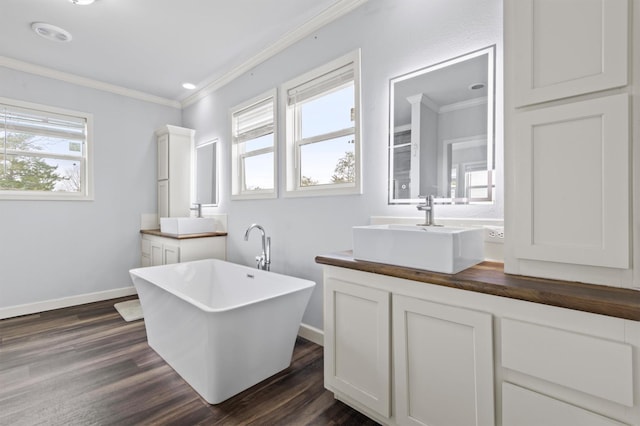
[315,251,640,321]
[140,229,228,240]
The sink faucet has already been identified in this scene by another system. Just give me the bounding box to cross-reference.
[244,223,271,271]
[190,203,202,218]
[417,195,436,226]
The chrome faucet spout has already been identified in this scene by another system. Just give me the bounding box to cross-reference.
[190,203,203,218]
[244,223,271,271]
[417,195,435,226]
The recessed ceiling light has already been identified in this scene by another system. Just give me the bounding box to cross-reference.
[69,0,95,5]
[182,83,196,90]
[31,22,73,42]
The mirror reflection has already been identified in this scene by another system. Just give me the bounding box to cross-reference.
[194,138,218,206]
[389,46,495,205]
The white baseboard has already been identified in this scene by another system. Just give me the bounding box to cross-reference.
[0,286,138,320]
[298,323,324,346]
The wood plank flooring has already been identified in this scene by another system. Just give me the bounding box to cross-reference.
[0,296,378,426]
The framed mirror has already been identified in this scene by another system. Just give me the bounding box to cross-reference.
[193,138,218,207]
[388,46,495,205]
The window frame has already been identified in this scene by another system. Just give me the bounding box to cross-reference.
[282,49,362,197]
[0,97,93,201]
[230,89,277,200]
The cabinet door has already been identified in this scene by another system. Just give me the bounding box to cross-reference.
[150,241,164,266]
[514,94,629,268]
[393,295,494,426]
[157,134,169,180]
[158,180,169,220]
[324,278,390,418]
[163,244,180,265]
[141,238,151,267]
[512,0,628,106]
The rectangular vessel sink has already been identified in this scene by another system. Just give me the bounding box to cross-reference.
[352,224,484,274]
[160,217,216,235]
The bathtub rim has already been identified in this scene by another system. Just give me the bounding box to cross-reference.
[129,259,316,314]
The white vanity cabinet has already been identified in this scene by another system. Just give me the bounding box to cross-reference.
[323,266,495,426]
[156,125,194,219]
[140,232,226,267]
[320,261,640,426]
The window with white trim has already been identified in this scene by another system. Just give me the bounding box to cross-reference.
[230,90,276,199]
[283,50,361,196]
[0,98,93,200]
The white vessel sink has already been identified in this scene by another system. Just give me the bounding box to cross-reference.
[160,217,216,235]
[352,224,484,274]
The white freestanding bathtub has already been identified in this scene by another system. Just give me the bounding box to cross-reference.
[129,259,315,404]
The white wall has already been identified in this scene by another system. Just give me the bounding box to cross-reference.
[0,67,181,310]
[183,0,503,329]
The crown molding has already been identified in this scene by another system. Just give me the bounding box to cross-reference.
[439,96,487,113]
[0,56,181,109]
[180,0,370,108]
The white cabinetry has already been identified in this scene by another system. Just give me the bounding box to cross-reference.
[141,233,226,267]
[393,296,494,426]
[324,278,390,417]
[502,383,628,426]
[323,266,495,425]
[511,0,628,106]
[504,0,633,284]
[322,264,640,425]
[155,125,194,219]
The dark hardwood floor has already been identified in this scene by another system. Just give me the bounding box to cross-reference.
[0,296,378,426]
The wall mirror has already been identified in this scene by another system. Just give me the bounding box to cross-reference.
[388,46,495,205]
[193,138,218,207]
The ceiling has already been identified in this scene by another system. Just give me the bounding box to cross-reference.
[1,0,364,105]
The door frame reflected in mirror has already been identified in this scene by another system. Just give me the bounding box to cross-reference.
[388,45,495,205]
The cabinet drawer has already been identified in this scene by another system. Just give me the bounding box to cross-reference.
[503,382,627,426]
[501,318,633,406]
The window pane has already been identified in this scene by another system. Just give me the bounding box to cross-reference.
[394,129,411,146]
[0,154,81,192]
[4,131,83,157]
[467,170,488,186]
[301,84,354,139]
[243,152,273,191]
[300,135,354,186]
[469,187,489,199]
[244,133,273,153]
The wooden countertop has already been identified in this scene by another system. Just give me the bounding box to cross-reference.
[315,251,640,321]
[140,229,228,240]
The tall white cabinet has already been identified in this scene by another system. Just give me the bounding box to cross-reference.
[156,125,194,219]
[504,0,634,286]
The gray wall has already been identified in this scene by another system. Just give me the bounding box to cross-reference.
[183,0,503,329]
[0,67,181,308]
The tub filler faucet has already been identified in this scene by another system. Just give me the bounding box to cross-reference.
[244,224,271,271]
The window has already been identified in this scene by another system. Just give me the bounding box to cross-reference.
[230,90,276,199]
[283,50,361,196]
[0,98,93,200]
